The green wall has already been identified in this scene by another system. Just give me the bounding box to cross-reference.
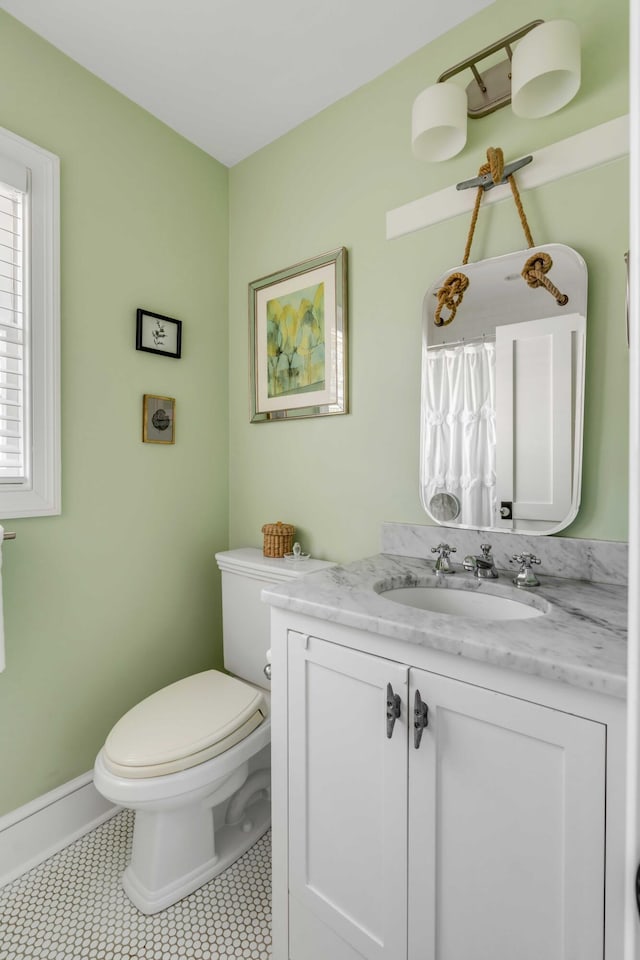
[0,0,630,816]
[0,13,229,815]
[228,0,629,564]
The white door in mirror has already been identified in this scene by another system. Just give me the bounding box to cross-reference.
[495,313,585,529]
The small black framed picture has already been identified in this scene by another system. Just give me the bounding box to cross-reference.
[136,308,182,358]
[143,394,175,444]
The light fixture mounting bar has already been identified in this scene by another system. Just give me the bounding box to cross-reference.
[437,20,544,118]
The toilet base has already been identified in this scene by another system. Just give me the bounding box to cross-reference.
[123,791,271,914]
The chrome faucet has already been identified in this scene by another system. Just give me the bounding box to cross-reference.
[462,543,498,579]
[510,553,542,587]
[431,543,456,574]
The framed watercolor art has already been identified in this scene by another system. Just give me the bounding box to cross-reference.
[249,247,348,422]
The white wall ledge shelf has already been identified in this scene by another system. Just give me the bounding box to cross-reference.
[386,115,629,241]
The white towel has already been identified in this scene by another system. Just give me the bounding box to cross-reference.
[0,524,5,673]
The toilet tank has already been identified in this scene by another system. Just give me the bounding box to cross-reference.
[215,548,334,689]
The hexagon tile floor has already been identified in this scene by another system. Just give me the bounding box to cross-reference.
[0,809,272,959]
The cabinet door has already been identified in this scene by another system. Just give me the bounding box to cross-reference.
[408,668,606,960]
[288,632,409,960]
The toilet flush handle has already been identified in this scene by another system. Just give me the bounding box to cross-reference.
[264,649,272,680]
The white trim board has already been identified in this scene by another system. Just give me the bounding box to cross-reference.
[0,772,118,889]
[624,4,640,955]
[386,115,629,240]
[0,125,61,518]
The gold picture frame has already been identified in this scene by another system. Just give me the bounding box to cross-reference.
[142,394,175,444]
[249,247,348,422]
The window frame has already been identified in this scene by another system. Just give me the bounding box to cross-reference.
[0,126,60,518]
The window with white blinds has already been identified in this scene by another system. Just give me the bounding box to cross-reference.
[0,127,59,519]
[0,179,26,482]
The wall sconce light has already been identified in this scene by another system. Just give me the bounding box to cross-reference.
[412,20,581,162]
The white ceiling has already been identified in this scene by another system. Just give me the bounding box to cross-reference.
[0,0,493,166]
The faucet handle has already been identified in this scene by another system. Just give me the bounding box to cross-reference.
[510,553,541,587]
[431,543,456,574]
[431,543,456,557]
[480,543,493,560]
[511,552,541,566]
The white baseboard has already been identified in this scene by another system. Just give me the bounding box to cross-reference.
[0,772,119,888]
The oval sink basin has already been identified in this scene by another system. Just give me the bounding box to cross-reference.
[378,586,545,620]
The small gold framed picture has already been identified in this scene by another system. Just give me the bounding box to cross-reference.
[142,394,175,444]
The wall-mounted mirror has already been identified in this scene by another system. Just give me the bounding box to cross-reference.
[420,243,587,535]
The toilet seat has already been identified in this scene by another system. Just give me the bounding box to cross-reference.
[103,670,266,778]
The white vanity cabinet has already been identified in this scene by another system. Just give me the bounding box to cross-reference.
[287,635,409,960]
[407,666,604,960]
[271,614,622,960]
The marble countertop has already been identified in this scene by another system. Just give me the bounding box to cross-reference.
[263,553,628,698]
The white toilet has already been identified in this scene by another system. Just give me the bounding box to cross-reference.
[94,547,331,914]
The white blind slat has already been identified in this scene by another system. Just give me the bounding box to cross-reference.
[0,308,23,324]
[0,247,22,266]
[0,268,22,286]
[0,345,23,363]
[0,377,22,392]
[0,439,22,453]
[0,211,19,233]
[0,178,24,481]
[0,422,22,436]
[0,226,19,246]
[0,324,24,344]
[0,291,22,311]
[0,403,21,417]
[0,349,21,362]
[0,195,19,218]
[0,308,22,328]
[0,358,22,375]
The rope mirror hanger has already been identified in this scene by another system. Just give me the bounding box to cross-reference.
[434,146,569,328]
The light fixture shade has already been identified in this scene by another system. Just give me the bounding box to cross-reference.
[412,83,467,162]
[511,20,580,119]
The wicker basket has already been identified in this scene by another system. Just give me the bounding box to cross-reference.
[262,521,295,558]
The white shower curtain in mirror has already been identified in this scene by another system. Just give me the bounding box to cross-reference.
[422,342,496,528]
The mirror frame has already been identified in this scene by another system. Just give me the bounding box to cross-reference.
[420,243,588,536]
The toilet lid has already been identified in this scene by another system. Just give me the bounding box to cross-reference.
[103,670,265,777]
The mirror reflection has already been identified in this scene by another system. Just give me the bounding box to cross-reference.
[420,244,587,535]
